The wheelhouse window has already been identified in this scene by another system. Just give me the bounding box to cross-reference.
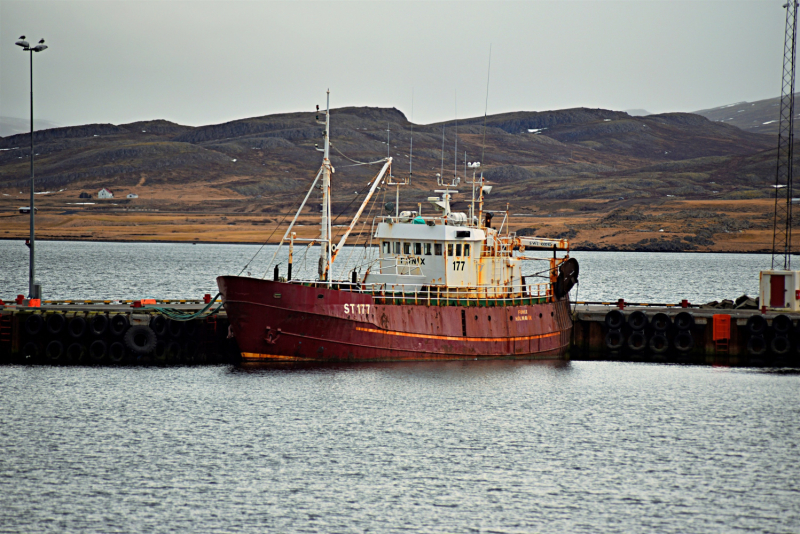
[455,244,462,257]
[424,243,432,255]
[414,242,422,255]
[464,244,470,257]
[382,241,391,254]
[393,242,401,254]
[434,243,443,256]
[447,244,454,256]
[403,242,411,255]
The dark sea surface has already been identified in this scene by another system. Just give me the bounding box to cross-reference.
[1,241,798,532]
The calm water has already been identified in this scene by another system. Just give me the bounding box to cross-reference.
[0,362,798,533]
[0,240,778,302]
[1,241,798,532]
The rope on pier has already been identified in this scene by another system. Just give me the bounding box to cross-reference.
[143,293,224,321]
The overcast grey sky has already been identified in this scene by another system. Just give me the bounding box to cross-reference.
[0,0,787,130]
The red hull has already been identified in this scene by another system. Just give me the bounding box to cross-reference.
[217,276,572,362]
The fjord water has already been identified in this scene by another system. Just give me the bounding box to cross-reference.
[1,241,798,533]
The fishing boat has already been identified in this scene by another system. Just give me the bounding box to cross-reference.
[217,92,579,362]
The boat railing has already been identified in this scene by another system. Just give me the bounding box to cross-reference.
[358,282,554,306]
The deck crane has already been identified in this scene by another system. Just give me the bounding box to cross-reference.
[762,0,800,311]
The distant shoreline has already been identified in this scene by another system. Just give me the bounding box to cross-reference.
[0,236,776,254]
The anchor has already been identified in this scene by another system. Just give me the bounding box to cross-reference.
[264,326,282,345]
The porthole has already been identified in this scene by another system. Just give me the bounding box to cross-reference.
[488,316,492,322]
[510,316,514,321]
[539,313,543,318]
[551,312,554,317]
[474,315,478,320]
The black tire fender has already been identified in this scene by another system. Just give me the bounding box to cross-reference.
[24,314,44,336]
[45,340,64,361]
[68,316,87,339]
[66,343,84,362]
[627,311,648,331]
[770,335,791,356]
[89,339,107,362]
[605,310,624,330]
[747,315,767,336]
[110,314,129,337]
[124,325,157,356]
[649,333,669,354]
[91,314,109,336]
[651,313,671,332]
[627,331,647,351]
[167,341,183,363]
[747,335,767,357]
[22,341,39,360]
[674,312,695,331]
[674,331,694,352]
[605,329,624,350]
[150,315,167,337]
[167,319,184,339]
[46,313,67,335]
[772,315,792,335]
[109,342,126,363]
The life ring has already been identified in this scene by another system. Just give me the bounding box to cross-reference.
[627,331,647,351]
[772,315,792,335]
[167,319,184,339]
[109,342,126,363]
[89,340,107,362]
[90,314,109,336]
[150,315,167,337]
[627,311,648,331]
[747,315,766,336]
[674,331,694,352]
[46,313,66,335]
[605,310,624,330]
[649,333,669,354]
[747,335,766,357]
[124,325,157,356]
[674,312,694,331]
[68,316,87,339]
[651,313,671,332]
[770,335,790,356]
[24,314,43,336]
[110,314,129,337]
[605,330,624,350]
[46,340,64,361]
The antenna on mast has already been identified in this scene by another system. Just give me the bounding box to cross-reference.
[772,1,799,270]
[480,44,492,169]
[454,90,458,183]
[409,89,414,179]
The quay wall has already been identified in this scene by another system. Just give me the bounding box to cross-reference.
[0,302,237,365]
[572,304,800,367]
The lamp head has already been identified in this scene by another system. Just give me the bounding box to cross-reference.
[15,39,29,49]
[32,44,48,52]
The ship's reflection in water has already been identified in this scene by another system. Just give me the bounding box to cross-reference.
[233,357,572,375]
[1,361,798,532]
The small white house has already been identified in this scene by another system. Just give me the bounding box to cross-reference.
[98,188,114,199]
[127,193,138,199]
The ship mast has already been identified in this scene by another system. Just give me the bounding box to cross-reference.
[318,90,333,282]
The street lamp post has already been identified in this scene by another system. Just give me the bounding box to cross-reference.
[15,36,48,300]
